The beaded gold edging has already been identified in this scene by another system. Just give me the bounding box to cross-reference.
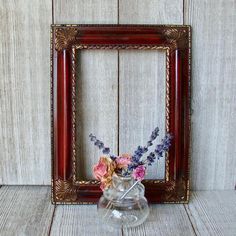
[186,25,192,203]
[71,47,77,184]
[70,44,171,186]
[50,26,55,204]
[165,48,170,182]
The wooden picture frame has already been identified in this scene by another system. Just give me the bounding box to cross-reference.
[51,24,191,204]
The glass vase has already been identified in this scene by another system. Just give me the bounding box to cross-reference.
[97,175,149,228]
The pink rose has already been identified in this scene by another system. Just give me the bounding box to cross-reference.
[93,157,116,190]
[116,153,132,169]
[132,165,146,181]
[93,161,107,180]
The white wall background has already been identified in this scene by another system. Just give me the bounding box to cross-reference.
[0,0,235,190]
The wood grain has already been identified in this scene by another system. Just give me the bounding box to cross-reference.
[119,0,183,179]
[185,191,236,236]
[185,0,236,190]
[54,0,118,24]
[0,0,51,184]
[0,186,54,236]
[54,0,118,180]
[0,188,235,235]
[75,50,118,179]
[119,0,183,24]
[50,205,122,236]
[119,51,166,179]
[123,204,195,236]
[1,0,235,191]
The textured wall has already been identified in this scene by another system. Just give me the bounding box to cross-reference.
[0,0,235,190]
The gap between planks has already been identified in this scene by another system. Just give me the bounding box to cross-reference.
[183,204,197,236]
[48,205,56,236]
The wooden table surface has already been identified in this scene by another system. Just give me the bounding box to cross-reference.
[0,186,235,236]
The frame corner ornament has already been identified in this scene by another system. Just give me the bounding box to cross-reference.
[54,179,77,202]
[163,28,188,51]
[55,27,79,51]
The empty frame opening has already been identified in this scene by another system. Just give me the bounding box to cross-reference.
[75,49,166,180]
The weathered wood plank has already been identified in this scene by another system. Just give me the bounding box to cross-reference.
[0,186,55,236]
[185,191,236,235]
[123,204,195,236]
[119,0,183,24]
[0,0,52,184]
[185,0,236,190]
[119,0,183,179]
[119,51,166,179]
[50,205,122,236]
[54,0,118,24]
[75,50,118,179]
[54,0,118,179]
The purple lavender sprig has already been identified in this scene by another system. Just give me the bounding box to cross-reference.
[131,127,159,164]
[146,133,173,165]
[89,133,113,157]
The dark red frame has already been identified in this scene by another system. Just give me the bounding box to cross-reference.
[51,24,191,204]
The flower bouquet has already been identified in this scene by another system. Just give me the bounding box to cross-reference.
[89,127,172,228]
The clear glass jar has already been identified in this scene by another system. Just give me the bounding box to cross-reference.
[97,175,150,228]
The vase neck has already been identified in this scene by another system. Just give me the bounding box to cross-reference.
[112,175,135,191]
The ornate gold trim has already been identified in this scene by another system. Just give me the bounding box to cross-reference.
[186,25,191,203]
[71,44,171,185]
[166,180,176,191]
[55,28,78,51]
[75,45,168,50]
[54,179,77,202]
[165,48,170,181]
[71,47,77,184]
[163,28,188,50]
[50,26,55,204]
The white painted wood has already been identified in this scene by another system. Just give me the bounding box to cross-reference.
[119,51,166,179]
[54,0,118,24]
[185,191,236,236]
[119,0,183,179]
[0,0,51,184]
[54,0,118,180]
[50,205,122,236]
[119,0,183,24]
[0,186,55,236]
[1,0,235,191]
[185,0,236,190]
[123,204,195,236]
[75,50,118,179]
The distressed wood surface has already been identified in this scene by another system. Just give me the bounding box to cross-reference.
[185,191,236,236]
[54,0,118,179]
[0,0,236,191]
[75,51,118,179]
[119,51,166,179]
[54,0,118,24]
[0,186,55,236]
[123,204,195,236]
[119,0,183,24]
[0,0,51,184]
[118,0,183,179]
[50,205,122,236]
[0,187,235,235]
[185,0,236,190]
